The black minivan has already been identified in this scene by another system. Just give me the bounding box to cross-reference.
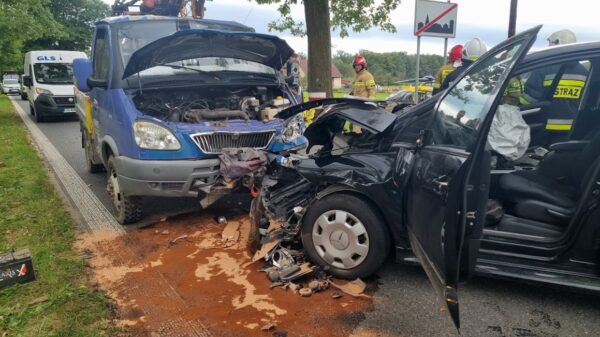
[255,26,600,328]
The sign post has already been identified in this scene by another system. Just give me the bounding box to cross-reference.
[413,0,458,102]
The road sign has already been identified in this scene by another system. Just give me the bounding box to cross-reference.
[414,0,458,38]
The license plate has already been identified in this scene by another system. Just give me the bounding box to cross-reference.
[63,108,75,113]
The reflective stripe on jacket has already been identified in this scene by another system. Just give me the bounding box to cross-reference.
[352,69,376,98]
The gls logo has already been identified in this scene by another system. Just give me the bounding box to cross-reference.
[37,56,56,61]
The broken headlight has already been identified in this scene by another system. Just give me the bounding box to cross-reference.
[133,120,181,150]
[281,114,304,142]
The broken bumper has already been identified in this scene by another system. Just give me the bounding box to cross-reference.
[115,156,221,197]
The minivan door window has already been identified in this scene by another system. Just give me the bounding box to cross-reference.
[432,43,524,149]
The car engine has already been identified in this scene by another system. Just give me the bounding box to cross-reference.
[132,86,288,123]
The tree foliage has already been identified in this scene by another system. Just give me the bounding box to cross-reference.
[0,0,109,73]
[0,0,63,72]
[254,0,401,37]
[333,50,444,86]
[25,0,111,51]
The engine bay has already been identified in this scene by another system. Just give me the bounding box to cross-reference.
[132,86,288,123]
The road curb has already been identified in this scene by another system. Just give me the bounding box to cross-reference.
[10,98,124,235]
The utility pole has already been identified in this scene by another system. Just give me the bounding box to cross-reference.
[508,0,518,37]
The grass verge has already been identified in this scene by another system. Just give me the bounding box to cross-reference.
[0,95,121,337]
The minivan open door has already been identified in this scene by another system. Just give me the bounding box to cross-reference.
[405,26,541,330]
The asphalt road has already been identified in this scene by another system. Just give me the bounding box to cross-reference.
[13,97,200,225]
[13,96,600,337]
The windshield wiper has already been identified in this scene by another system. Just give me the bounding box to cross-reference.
[151,62,220,80]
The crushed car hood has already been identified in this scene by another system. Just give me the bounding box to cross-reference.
[123,29,294,79]
[277,98,397,134]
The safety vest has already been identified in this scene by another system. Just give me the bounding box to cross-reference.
[521,63,588,132]
[434,64,456,90]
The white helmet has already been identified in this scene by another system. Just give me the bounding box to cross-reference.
[463,38,488,60]
[547,29,576,46]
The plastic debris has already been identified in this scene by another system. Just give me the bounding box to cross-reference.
[252,240,280,262]
[308,279,329,292]
[331,291,343,299]
[299,288,312,297]
[261,322,276,331]
[329,279,370,298]
[221,221,240,247]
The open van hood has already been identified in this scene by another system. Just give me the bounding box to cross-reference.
[122,29,294,79]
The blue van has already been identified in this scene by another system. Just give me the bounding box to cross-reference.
[73,16,306,224]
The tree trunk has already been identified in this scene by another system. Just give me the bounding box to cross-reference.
[304,0,332,97]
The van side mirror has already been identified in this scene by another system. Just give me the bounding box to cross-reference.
[73,58,93,92]
[23,76,32,87]
[87,76,107,89]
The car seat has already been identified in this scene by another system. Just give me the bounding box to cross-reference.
[498,129,600,225]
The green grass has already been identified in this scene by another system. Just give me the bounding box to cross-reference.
[0,94,121,337]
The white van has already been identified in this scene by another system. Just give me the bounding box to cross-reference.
[23,50,88,122]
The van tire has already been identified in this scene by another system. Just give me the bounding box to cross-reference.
[29,104,34,116]
[83,131,104,173]
[20,93,27,100]
[301,194,390,279]
[107,156,143,224]
[33,106,44,123]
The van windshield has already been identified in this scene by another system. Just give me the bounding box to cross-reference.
[33,63,73,84]
[3,79,18,85]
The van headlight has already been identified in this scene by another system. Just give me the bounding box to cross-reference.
[35,87,53,95]
[281,114,304,142]
[133,120,181,150]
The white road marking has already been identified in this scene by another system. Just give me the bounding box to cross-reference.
[10,98,124,234]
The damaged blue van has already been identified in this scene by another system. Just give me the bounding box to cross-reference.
[73,16,306,224]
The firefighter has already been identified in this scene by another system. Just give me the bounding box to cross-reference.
[432,44,463,95]
[521,29,587,145]
[440,38,488,92]
[351,55,377,99]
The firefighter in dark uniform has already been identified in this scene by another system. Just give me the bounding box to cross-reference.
[521,29,588,145]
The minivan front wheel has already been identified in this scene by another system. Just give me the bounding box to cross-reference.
[301,194,390,279]
[107,156,142,224]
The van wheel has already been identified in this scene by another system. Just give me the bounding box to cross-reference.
[301,194,390,279]
[29,104,34,116]
[107,156,142,224]
[83,131,103,173]
[33,106,44,122]
[20,93,27,100]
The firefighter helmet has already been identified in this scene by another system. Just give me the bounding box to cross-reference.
[353,54,367,69]
[547,29,576,46]
[449,44,463,62]
[463,38,488,60]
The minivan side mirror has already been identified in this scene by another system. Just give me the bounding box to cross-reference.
[87,76,107,89]
[23,76,32,87]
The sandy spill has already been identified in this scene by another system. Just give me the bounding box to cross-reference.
[79,211,372,337]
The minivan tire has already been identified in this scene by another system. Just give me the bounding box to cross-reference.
[107,156,143,224]
[301,193,390,279]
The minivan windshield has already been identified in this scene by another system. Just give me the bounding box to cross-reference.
[33,63,73,84]
[3,79,18,85]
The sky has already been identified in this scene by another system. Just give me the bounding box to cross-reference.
[100,0,600,56]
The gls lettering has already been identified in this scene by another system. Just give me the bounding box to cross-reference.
[37,56,56,61]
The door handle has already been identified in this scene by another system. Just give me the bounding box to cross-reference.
[432,175,449,192]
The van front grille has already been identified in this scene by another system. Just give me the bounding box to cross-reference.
[191,131,275,154]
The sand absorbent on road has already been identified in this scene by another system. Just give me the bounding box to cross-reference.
[76,210,373,337]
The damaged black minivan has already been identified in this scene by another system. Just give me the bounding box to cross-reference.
[253,26,600,328]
